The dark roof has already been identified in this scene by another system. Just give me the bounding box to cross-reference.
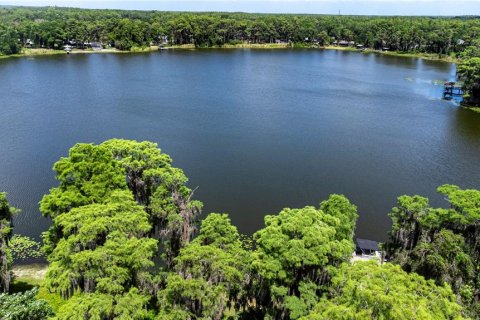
[356,238,379,251]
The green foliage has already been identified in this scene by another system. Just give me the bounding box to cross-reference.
[40,143,127,219]
[385,185,480,317]
[45,190,157,297]
[0,288,54,320]
[100,139,172,205]
[302,261,463,320]
[26,138,474,318]
[410,230,475,292]
[9,235,43,260]
[11,273,68,313]
[252,195,357,319]
[437,184,480,223]
[457,58,480,106]
[38,139,205,318]
[0,7,479,54]
[0,24,20,55]
[459,41,480,60]
[157,213,251,319]
[283,281,319,319]
[0,192,18,292]
[56,289,151,320]
[319,194,358,241]
[101,139,203,268]
[194,213,243,250]
[158,273,228,319]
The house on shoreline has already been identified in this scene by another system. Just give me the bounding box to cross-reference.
[352,238,383,262]
[332,40,356,47]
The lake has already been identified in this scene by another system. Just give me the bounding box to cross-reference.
[1,49,479,243]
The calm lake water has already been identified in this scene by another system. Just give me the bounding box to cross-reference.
[1,49,479,243]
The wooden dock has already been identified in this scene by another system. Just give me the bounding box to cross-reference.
[443,81,463,98]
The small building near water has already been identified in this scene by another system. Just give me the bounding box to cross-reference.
[333,40,355,47]
[91,42,103,51]
[25,39,34,48]
[355,238,380,256]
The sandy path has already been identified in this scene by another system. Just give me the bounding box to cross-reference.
[13,264,48,280]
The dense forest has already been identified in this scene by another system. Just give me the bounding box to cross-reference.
[0,6,479,106]
[0,139,479,319]
[1,6,480,52]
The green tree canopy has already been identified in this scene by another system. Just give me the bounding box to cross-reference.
[100,139,173,205]
[385,185,480,317]
[40,143,127,219]
[1,6,479,56]
[252,195,358,319]
[39,139,204,318]
[0,24,20,55]
[0,192,18,292]
[56,288,151,320]
[101,139,203,268]
[45,190,157,298]
[302,261,463,320]
[457,57,480,106]
[23,139,478,318]
[157,213,251,319]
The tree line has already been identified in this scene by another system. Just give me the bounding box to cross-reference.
[1,139,479,319]
[0,6,479,53]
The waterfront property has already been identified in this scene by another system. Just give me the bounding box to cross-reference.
[355,238,380,256]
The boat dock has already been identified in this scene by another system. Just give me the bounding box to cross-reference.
[443,81,463,98]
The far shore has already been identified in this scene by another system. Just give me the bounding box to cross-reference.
[0,44,457,63]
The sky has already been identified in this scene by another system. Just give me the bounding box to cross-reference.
[3,0,480,15]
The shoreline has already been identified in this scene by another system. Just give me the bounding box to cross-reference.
[0,46,160,60]
[0,44,457,63]
[13,263,48,280]
[12,255,382,282]
[322,46,457,63]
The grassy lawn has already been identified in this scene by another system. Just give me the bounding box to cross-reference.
[10,265,66,313]
[0,44,457,64]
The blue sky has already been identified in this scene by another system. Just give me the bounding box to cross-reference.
[4,0,480,15]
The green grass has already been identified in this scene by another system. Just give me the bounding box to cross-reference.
[378,50,457,62]
[462,106,480,113]
[11,268,67,313]
[130,45,159,52]
[0,48,66,60]
[37,284,66,313]
[227,43,290,49]
[323,46,457,63]
[324,45,357,52]
[0,44,458,63]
